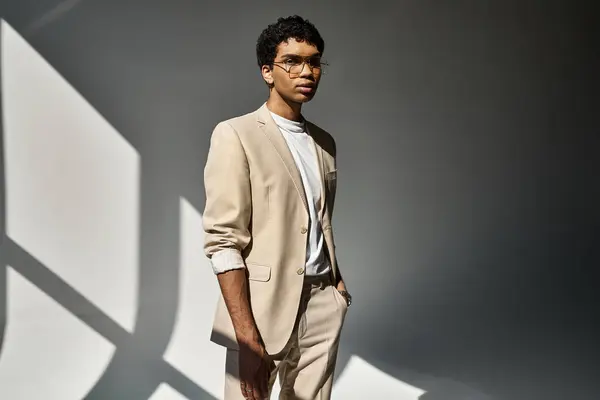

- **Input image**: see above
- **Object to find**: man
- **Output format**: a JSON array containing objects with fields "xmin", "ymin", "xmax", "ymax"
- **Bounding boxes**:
[{"xmin": 202, "ymin": 15, "xmax": 351, "ymax": 400}]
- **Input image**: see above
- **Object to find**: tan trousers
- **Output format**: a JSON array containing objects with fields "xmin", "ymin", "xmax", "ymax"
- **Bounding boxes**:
[{"xmin": 224, "ymin": 274, "xmax": 348, "ymax": 400}]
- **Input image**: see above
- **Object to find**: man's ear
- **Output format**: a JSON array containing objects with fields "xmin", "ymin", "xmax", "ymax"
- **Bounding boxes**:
[{"xmin": 261, "ymin": 65, "xmax": 274, "ymax": 87}]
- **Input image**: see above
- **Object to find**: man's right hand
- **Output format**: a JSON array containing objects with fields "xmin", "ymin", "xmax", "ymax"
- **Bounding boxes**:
[
  {"xmin": 215, "ymin": 268, "xmax": 274, "ymax": 399},
  {"xmin": 238, "ymin": 338, "xmax": 275, "ymax": 399}
]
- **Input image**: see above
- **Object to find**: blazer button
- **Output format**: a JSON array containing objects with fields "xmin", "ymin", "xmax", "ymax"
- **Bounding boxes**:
[
  {"xmin": 300, "ymin": 226, "xmax": 308, "ymax": 234},
  {"xmin": 297, "ymin": 268, "xmax": 304, "ymax": 275}
]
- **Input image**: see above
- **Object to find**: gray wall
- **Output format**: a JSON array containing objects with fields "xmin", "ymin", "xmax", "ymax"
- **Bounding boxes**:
[{"xmin": 1, "ymin": 1, "xmax": 598, "ymax": 399}]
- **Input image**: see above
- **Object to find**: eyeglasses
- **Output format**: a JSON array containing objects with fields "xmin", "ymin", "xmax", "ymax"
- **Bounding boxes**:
[{"xmin": 272, "ymin": 55, "xmax": 328, "ymax": 78}]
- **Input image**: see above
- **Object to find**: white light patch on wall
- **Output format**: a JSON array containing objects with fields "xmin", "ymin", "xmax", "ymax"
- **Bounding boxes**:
[
  {"xmin": 1, "ymin": 19, "xmax": 140, "ymax": 332},
  {"xmin": 332, "ymin": 355, "xmax": 426, "ymax": 399},
  {"xmin": 0, "ymin": 267, "xmax": 116, "ymax": 399},
  {"xmin": 148, "ymin": 383, "xmax": 189, "ymax": 400},
  {"xmin": 162, "ymin": 198, "xmax": 225, "ymax": 399}
]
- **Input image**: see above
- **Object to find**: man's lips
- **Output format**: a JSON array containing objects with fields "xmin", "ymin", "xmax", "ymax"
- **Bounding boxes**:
[{"xmin": 297, "ymin": 83, "xmax": 315, "ymax": 93}]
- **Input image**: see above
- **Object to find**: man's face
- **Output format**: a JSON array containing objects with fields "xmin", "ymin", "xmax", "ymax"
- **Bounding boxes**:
[{"xmin": 263, "ymin": 38, "xmax": 324, "ymax": 104}]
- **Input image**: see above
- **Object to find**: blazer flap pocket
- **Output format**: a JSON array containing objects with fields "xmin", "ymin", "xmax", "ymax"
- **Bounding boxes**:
[
  {"xmin": 325, "ymin": 169, "xmax": 337, "ymax": 180},
  {"xmin": 246, "ymin": 263, "xmax": 271, "ymax": 282}
]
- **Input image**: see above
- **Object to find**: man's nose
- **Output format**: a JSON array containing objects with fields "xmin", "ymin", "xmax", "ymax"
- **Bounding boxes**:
[{"xmin": 298, "ymin": 62, "xmax": 314, "ymax": 78}]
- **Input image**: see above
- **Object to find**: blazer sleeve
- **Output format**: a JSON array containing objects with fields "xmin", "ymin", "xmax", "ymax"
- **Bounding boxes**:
[{"xmin": 202, "ymin": 121, "xmax": 252, "ymax": 274}]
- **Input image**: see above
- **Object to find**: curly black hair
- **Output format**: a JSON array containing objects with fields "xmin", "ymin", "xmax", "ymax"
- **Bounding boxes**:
[{"xmin": 256, "ymin": 15, "xmax": 325, "ymax": 68}]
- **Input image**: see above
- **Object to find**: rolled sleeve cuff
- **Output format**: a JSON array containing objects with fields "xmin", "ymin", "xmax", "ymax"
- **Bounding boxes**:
[{"xmin": 210, "ymin": 248, "xmax": 246, "ymax": 274}]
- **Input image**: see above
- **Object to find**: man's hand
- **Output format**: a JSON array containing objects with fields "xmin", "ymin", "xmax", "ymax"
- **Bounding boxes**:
[
  {"xmin": 238, "ymin": 338, "xmax": 275, "ymax": 399},
  {"xmin": 216, "ymin": 268, "xmax": 274, "ymax": 398},
  {"xmin": 336, "ymin": 279, "xmax": 352, "ymax": 307}
]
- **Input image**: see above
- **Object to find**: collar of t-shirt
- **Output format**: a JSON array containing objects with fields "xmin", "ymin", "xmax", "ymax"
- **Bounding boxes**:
[{"xmin": 269, "ymin": 111, "xmax": 307, "ymax": 135}]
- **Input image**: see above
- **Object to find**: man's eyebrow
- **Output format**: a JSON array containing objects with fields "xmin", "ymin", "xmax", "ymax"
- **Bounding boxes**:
[{"xmin": 278, "ymin": 53, "xmax": 322, "ymax": 58}]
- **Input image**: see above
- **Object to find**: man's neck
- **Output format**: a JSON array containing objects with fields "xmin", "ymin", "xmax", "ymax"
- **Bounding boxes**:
[{"xmin": 266, "ymin": 95, "xmax": 303, "ymax": 122}]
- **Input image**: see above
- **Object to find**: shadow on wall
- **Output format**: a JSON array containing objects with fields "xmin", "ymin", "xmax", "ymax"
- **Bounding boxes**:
[{"xmin": 1, "ymin": 1, "xmax": 599, "ymax": 399}]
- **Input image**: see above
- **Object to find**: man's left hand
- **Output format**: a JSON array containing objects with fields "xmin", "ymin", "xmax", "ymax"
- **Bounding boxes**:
[{"xmin": 335, "ymin": 280, "xmax": 351, "ymax": 307}]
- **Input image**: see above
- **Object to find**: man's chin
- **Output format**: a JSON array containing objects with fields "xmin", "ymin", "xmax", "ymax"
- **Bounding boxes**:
[{"xmin": 297, "ymin": 93, "xmax": 316, "ymax": 103}]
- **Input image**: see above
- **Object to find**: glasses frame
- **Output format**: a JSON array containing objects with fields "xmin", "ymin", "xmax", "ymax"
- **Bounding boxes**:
[{"xmin": 272, "ymin": 56, "xmax": 329, "ymax": 78}]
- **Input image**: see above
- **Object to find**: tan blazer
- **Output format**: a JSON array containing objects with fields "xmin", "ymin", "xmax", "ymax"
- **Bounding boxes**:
[{"xmin": 202, "ymin": 103, "xmax": 340, "ymax": 355}]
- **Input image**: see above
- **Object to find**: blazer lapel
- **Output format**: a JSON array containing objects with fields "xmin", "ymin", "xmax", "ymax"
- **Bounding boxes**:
[
  {"xmin": 310, "ymin": 129, "xmax": 327, "ymax": 220},
  {"xmin": 256, "ymin": 104, "xmax": 309, "ymax": 215}
]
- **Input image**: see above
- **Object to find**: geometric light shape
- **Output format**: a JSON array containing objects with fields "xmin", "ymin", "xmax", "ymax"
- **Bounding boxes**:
[
  {"xmin": 332, "ymin": 355, "xmax": 426, "ymax": 399},
  {"xmin": 148, "ymin": 383, "xmax": 191, "ymax": 400},
  {"xmin": 0, "ymin": 267, "xmax": 116, "ymax": 399},
  {"xmin": 162, "ymin": 198, "xmax": 225, "ymax": 399},
  {"xmin": 1, "ymin": 19, "xmax": 140, "ymax": 332}
]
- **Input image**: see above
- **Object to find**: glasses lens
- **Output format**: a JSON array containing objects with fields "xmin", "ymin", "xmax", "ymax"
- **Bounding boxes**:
[{"xmin": 289, "ymin": 63, "xmax": 304, "ymax": 76}]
